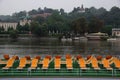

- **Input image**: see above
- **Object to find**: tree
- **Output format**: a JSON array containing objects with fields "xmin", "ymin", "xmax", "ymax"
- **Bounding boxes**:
[
  {"xmin": 7, "ymin": 27, "xmax": 14, "ymax": 32},
  {"xmin": 46, "ymin": 11, "xmax": 65, "ymax": 33},
  {"xmin": 22, "ymin": 23, "xmax": 30, "ymax": 33},
  {"xmin": 71, "ymin": 17, "xmax": 88, "ymax": 35},
  {"xmin": 1, "ymin": 6, "xmax": 120, "ymax": 36},
  {"xmin": 88, "ymin": 17, "xmax": 104, "ymax": 33},
  {"xmin": 9, "ymin": 30, "xmax": 18, "ymax": 39},
  {"xmin": 30, "ymin": 21, "xmax": 39, "ymax": 34},
  {"xmin": 110, "ymin": 6, "xmax": 120, "ymax": 27},
  {"xmin": 0, "ymin": 26, "xmax": 5, "ymax": 34},
  {"xmin": 101, "ymin": 25, "xmax": 112, "ymax": 35},
  {"xmin": 34, "ymin": 16, "xmax": 45, "ymax": 24},
  {"xmin": 30, "ymin": 21, "xmax": 48, "ymax": 36},
  {"xmin": 16, "ymin": 22, "xmax": 22, "ymax": 33},
  {"xmin": 12, "ymin": 11, "xmax": 27, "ymax": 20},
  {"xmin": 28, "ymin": 9, "xmax": 38, "ymax": 15}
]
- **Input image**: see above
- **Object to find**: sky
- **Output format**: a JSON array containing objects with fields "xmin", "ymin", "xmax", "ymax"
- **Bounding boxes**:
[{"xmin": 0, "ymin": 0, "xmax": 120, "ymax": 15}]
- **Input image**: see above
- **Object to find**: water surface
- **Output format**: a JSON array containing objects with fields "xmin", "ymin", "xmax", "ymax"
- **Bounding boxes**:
[{"xmin": 0, "ymin": 38, "xmax": 120, "ymax": 58}]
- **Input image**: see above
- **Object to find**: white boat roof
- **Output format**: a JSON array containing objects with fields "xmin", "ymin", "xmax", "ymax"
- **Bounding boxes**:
[{"xmin": 88, "ymin": 32, "xmax": 107, "ymax": 36}]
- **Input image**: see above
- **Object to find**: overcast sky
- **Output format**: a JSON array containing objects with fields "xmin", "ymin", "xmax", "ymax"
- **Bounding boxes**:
[{"xmin": 0, "ymin": 0, "xmax": 120, "ymax": 15}]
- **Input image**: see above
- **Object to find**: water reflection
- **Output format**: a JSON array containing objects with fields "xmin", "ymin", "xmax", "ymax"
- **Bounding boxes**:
[{"xmin": 0, "ymin": 38, "xmax": 120, "ymax": 58}]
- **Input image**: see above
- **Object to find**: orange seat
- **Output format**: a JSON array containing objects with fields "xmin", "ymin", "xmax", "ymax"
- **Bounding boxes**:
[
  {"xmin": 30, "ymin": 58, "xmax": 38, "ymax": 69},
  {"xmin": 112, "ymin": 57, "xmax": 120, "ymax": 69},
  {"xmin": 2, "ymin": 56, "xmax": 15, "ymax": 69},
  {"xmin": 78, "ymin": 58, "xmax": 87, "ymax": 69},
  {"xmin": 66, "ymin": 55, "xmax": 73, "ymax": 69},
  {"xmin": 102, "ymin": 58, "xmax": 112, "ymax": 70},
  {"xmin": 17, "ymin": 58, "xmax": 26, "ymax": 69},
  {"xmin": 91, "ymin": 57, "xmax": 100, "ymax": 70},
  {"xmin": 54, "ymin": 58, "xmax": 61, "ymax": 69},
  {"xmin": 42, "ymin": 57, "xmax": 50, "ymax": 69}
]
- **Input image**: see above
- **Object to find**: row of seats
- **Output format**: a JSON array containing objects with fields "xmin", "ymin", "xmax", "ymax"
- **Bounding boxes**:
[{"xmin": 0, "ymin": 54, "xmax": 120, "ymax": 70}]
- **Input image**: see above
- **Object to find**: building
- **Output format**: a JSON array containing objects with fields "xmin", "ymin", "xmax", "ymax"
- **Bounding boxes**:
[
  {"xmin": 0, "ymin": 22, "xmax": 17, "ymax": 31},
  {"xmin": 31, "ymin": 13, "xmax": 52, "ymax": 18},
  {"xmin": 0, "ymin": 19, "xmax": 31, "ymax": 31},
  {"xmin": 73, "ymin": 4, "xmax": 85, "ymax": 13},
  {"xmin": 19, "ymin": 19, "xmax": 31, "ymax": 26},
  {"xmin": 112, "ymin": 28, "xmax": 120, "ymax": 37},
  {"xmin": 78, "ymin": 4, "xmax": 85, "ymax": 13},
  {"xmin": 0, "ymin": 12, "xmax": 31, "ymax": 31}
]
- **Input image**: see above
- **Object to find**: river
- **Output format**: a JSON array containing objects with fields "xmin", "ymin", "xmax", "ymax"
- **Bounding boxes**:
[{"xmin": 0, "ymin": 37, "xmax": 120, "ymax": 58}]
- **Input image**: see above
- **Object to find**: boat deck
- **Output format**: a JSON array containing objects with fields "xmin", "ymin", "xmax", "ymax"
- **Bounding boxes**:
[{"xmin": 0, "ymin": 55, "xmax": 120, "ymax": 77}]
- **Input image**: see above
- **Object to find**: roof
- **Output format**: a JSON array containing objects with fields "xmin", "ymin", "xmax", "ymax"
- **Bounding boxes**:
[{"xmin": 88, "ymin": 32, "xmax": 108, "ymax": 36}]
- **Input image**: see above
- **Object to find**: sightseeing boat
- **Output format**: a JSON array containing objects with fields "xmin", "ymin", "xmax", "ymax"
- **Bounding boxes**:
[{"xmin": 86, "ymin": 32, "xmax": 108, "ymax": 40}]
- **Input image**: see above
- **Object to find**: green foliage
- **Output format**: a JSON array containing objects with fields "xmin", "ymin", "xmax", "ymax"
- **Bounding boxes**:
[
  {"xmin": 16, "ymin": 22, "xmax": 23, "ymax": 33},
  {"xmin": 46, "ymin": 11, "xmax": 70, "ymax": 33},
  {"xmin": 0, "ymin": 6, "xmax": 120, "ymax": 36},
  {"xmin": 7, "ymin": 27, "xmax": 14, "ymax": 32},
  {"xmin": 71, "ymin": 17, "xmax": 88, "ymax": 35},
  {"xmin": 0, "ymin": 26, "xmax": 5, "ymax": 34},
  {"xmin": 33, "ymin": 16, "xmax": 45, "ymax": 24},
  {"xmin": 88, "ymin": 17, "xmax": 104, "ymax": 33},
  {"xmin": 12, "ymin": 11, "xmax": 27, "ymax": 21},
  {"xmin": 16, "ymin": 22, "xmax": 30, "ymax": 34},
  {"xmin": 22, "ymin": 23, "xmax": 30, "ymax": 33},
  {"xmin": 30, "ymin": 21, "xmax": 39, "ymax": 33},
  {"xmin": 101, "ymin": 25, "xmax": 113, "ymax": 35},
  {"xmin": 9, "ymin": 30, "xmax": 18, "ymax": 39},
  {"xmin": 30, "ymin": 21, "xmax": 48, "ymax": 37}
]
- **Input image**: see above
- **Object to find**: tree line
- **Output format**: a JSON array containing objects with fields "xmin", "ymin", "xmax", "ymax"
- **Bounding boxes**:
[{"xmin": 0, "ymin": 6, "xmax": 120, "ymax": 37}]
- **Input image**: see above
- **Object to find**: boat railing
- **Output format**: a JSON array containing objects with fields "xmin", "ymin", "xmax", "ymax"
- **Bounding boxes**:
[{"xmin": 0, "ymin": 68, "xmax": 120, "ymax": 77}]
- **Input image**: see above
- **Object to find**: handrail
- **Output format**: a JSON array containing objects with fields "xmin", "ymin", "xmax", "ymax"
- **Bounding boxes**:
[{"xmin": 0, "ymin": 68, "xmax": 120, "ymax": 77}]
